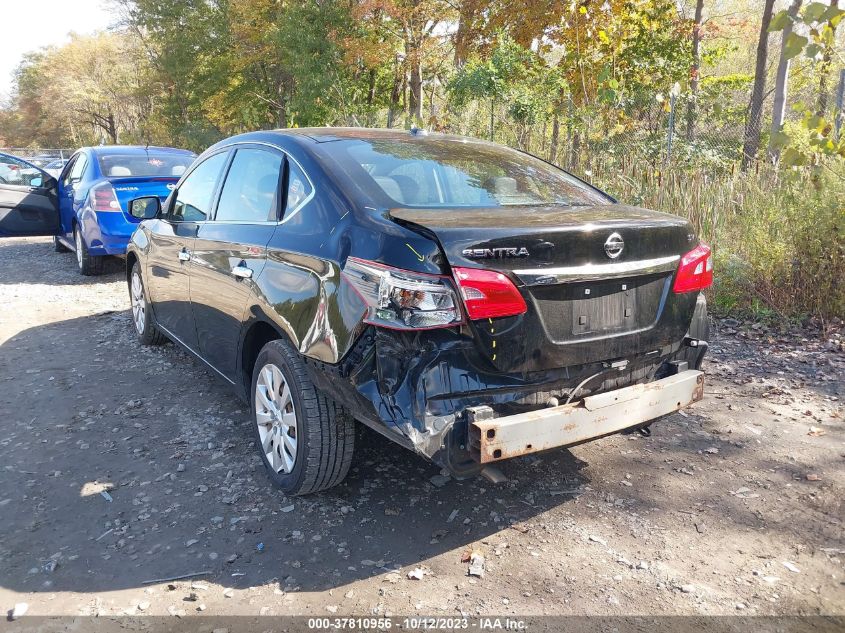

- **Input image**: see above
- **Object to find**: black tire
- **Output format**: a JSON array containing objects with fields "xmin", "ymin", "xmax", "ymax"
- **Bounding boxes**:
[
  {"xmin": 74, "ymin": 225, "xmax": 104, "ymax": 276},
  {"xmin": 250, "ymin": 339, "xmax": 354, "ymax": 495},
  {"xmin": 129, "ymin": 261, "xmax": 167, "ymax": 346},
  {"xmin": 53, "ymin": 236, "xmax": 70, "ymax": 253}
]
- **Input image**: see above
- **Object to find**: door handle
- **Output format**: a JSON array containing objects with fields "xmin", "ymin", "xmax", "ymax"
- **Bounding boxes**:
[
  {"xmin": 231, "ymin": 262, "xmax": 253, "ymax": 279},
  {"xmin": 178, "ymin": 249, "xmax": 191, "ymax": 262}
]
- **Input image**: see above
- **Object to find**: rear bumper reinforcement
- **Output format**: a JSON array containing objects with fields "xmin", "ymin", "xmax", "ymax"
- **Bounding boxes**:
[{"xmin": 468, "ymin": 369, "xmax": 704, "ymax": 463}]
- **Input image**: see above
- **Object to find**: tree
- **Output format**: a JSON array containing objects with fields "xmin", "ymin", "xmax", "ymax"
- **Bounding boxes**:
[
  {"xmin": 815, "ymin": 0, "xmax": 841, "ymax": 116},
  {"xmin": 769, "ymin": 0, "xmax": 803, "ymax": 161},
  {"xmin": 767, "ymin": 0, "xmax": 845, "ymax": 167},
  {"xmin": 448, "ymin": 35, "xmax": 557, "ymax": 146},
  {"xmin": 741, "ymin": 0, "xmax": 776, "ymax": 170},
  {"xmin": 685, "ymin": 0, "xmax": 705, "ymax": 141},
  {"xmin": 6, "ymin": 32, "xmax": 154, "ymax": 147}
]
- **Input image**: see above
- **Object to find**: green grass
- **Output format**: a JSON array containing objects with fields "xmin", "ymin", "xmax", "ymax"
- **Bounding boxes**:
[{"xmin": 572, "ymin": 154, "xmax": 844, "ymax": 322}]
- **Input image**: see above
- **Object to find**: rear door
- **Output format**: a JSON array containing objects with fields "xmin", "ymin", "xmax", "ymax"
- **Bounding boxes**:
[
  {"xmin": 190, "ymin": 145, "xmax": 287, "ymax": 380},
  {"xmin": 0, "ymin": 153, "xmax": 59, "ymax": 237},
  {"xmin": 145, "ymin": 150, "xmax": 230, "ymax": 352}
]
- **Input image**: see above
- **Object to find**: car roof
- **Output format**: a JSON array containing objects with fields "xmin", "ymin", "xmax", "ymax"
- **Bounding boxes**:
[
  {"xmin": 86, "ymin": 145, "xmax": 195, "ymax": 156},
  {"xmin": 277, "ymin": 127, "xmax": 486, "ymax": 144}
]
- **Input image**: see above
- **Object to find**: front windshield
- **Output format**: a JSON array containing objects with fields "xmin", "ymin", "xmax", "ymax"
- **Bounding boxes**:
[
  {"xmin": 329, "ymin": 138, "xmax": 609, "ymax": 208},
  {"xmin": 97, "ymin": 151, "xmax": 195, "ymax": 178}
]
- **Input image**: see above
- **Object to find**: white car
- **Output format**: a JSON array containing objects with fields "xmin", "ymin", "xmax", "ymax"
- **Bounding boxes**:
[
  {"xmin": 0, "ymin": 156, "xmax": 51, "ymax": 187},
  {"xmin": 43, "ymin": 158, "xmax": 68, "ymax": 179},
  {"xmin": 0, "ymin": 160, "xmax": 23, "ymax": 184}
]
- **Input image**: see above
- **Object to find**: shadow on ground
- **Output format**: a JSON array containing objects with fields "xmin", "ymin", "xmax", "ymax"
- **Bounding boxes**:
[
  {"xmin": 0, "ymin": 310, "xmax": 593, "ymax": 595},
  {"xmin": 0, "ymin": 276, "xmax": 842, "ymax": 613}
]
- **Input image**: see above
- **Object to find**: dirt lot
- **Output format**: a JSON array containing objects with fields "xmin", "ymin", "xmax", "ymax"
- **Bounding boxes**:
[{"xmin": 0, "ymin": 236, "xmax": 843, "ymax": 619}]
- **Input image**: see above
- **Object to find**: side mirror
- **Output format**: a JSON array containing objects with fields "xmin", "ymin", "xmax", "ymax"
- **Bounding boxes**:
[
  {"xmin": 129, "ymin": 196, "xmax": 161, "ymax": 220},
  {"xmin": 30, "ymin": 177, "xmax": 43, "ymax": 188}
]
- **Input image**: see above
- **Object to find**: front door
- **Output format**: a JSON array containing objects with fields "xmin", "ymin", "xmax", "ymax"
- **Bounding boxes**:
[
  {"xmin": 145, "ymin": 150, "xmax": 230, "ymax": 352},
  {"xmin": 190, "ymin": 146, "xmax": 284, "ymax": 380},
  {"xmin": 0, "ymin": 153, "xmax": 59, "ymax": 237}
]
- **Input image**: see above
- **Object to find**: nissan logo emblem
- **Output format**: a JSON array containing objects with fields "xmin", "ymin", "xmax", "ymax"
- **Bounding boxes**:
[{"xmin": 604, "ymin": 232, "xmax": 624, "ymax": 259}]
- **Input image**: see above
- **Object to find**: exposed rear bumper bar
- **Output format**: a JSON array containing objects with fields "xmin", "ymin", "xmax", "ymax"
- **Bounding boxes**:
[{"xmin": 469, "ymin": 369, "xmax": 704, "ymax": 463}]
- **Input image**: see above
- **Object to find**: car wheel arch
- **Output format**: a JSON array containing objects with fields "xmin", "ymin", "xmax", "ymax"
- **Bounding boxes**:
[
  {"xmin": 239, "ymin": 318, "xmax": 295, "ymax": 398},
  {"xmin": 125, "ymin": 251, "xmax": 139, "ymax": 286}
]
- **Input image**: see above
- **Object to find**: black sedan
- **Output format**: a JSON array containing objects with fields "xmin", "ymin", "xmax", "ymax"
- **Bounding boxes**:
[{"xmin": 124, "ymin": 128, "xmax": 711, "ymax": 495}]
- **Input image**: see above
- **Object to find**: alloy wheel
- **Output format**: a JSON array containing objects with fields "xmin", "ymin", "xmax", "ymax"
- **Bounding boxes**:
[
  {"xmin": 74, "ymin": 229, "xmax": 83, "ymax": 269},
  {"xmin": 254, "ymin": 363, "xmax": 298, "ymax": 474},
  {"xmin": 130, "ymin": 270, "xmax": 146, "ymax": 334}
]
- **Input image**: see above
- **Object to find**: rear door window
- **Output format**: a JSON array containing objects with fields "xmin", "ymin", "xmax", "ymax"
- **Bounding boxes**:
[
  {"xmin": 284, "ymin": 160, "xmax": 313, "ymax": 216},
  {"xmin": 215, "ymin": 148, "xmax": 283, "ymax": 222},
  {"xmin": 63, "ymin": 154, "xmax": 88, "ymax": 186}
]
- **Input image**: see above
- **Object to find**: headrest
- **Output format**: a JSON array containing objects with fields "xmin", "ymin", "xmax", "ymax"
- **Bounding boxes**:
[
  {"xmin": 374, "ymin": 176, "xmax": 403, "ymax": 203},
  {"xmin": 109, "ymin": 166, "xmax": 131, "ymax": 176},
  {"xmin": 491, "ymin": 176, "xmax": 517, "ymax": 195}
]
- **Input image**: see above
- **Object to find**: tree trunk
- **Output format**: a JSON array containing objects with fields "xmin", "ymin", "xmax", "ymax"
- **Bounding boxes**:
[
  {"xmin": 549, "ymin": 112, "xmax": 560, "ymax": 163},
  {"xmin": 387, "ymin": 56, "xmax": 402, "ymax": 128},
  {"xmin": 408, "ymin": 54, "xmax": 423, "ymax": 125},
  {"xmin": 769, "ymin": 0, "xmax": 803, "ymax": 160},
  {"xmin": 454, "ymin": 14, "xmax": 468, "ymax": 68},
  {"xmin": 276, "ymin": 79, "xmax": 287, "ymax": 128},
  {"xmin": 686, "ymin": 0, "xmax": 705, "ymax": 141},
  {"xmin": 367, "ymin": 68, "xmax": 376, "ymax": 108},
  {"xmin": 817, "ymin": 0, "xmax": 840, "ymax": 117},
  {"xmin": 571, "ymin": 129, "xmax": 581, "ymax": 171},
  {"xmin": 107, "ymin": 111, "xmax": 118, "ymax": 144},
  {"xmin": 741, "ymin": 0, "xmax": 776, "ymax": 171}
]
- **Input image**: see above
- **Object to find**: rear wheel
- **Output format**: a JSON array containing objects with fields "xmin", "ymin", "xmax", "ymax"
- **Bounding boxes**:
[
  {"xmin": 130, "ymin": 262, "xmax": 167, "ymax": 346},
  {"xmin": 53, "ymin": 236, "xmax": 69, "ymax": 253},
  {"xmin": 251, "ymin": 339, "xmax": 354, "ymax": 495},
  {"xmin": 74, "ymin": 225, "xmax": 104, "ymax": 276}
]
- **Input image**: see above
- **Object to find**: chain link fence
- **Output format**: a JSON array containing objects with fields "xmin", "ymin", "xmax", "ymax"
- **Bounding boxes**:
[{"xmin": 0, "ymin": 148, "xmax": 74, "ymax": 159}]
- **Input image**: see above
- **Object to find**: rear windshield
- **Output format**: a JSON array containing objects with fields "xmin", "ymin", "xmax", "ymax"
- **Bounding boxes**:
[
  {"xmin": 97, "ymin": 152, "xmax": 195, "ymax": 178},
  {"xmin": 326, "ymin": 138, "xmax": 609, "ymax": 208}
]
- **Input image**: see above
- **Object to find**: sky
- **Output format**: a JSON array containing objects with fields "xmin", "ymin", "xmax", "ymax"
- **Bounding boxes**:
[{"xmin": 0, "ymin": 0, "xmax": 114, "ymax": 101}]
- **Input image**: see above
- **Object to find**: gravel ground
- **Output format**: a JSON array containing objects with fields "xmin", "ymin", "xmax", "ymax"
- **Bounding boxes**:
[{"xmin": 0, "ymin": 236, "xmax": 843, "ymax": 618}]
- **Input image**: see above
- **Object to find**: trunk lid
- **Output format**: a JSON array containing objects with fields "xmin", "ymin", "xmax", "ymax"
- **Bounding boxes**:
[{"xmin": 390, "ymin": 204, "xmax": 699, "ymax": 372}]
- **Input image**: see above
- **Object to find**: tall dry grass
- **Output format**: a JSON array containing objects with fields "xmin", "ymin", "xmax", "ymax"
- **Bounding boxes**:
[{"xmin": 574, "ymin": 154, "xmax": 844, "ymax": 321}]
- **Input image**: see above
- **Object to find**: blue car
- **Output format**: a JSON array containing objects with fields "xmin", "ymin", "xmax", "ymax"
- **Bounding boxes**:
[{"xmin": 0, "ymin": 146, "xmax": 196, "ymax": 274}]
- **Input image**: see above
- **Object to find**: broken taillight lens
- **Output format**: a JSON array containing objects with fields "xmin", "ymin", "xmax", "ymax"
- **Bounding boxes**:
[
  {"xmin": 89, "ymin": 182, "xmax": 122, "ymax": 212},
  {"xmin": 452, "ymin": 267, "xmax": 527, "ymax": 320},
  {"xmin": 342, "ymin": 257, "xmax": 463, "ymax": 330},
  {"xmin": 673, "ymin": 243, "xmax": 713, "ymax": 293}
]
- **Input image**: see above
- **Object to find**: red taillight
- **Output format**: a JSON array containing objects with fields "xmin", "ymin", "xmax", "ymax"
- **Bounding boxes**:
[
  {"xmin": 673, "ymin": 243, "xmax": 713, "ymax": 293},
  {"xmin": 453, "ymin": 267, "xmax": 527, "ymax": 320},
  {"xmin": 90, "ymin": 183, "xmax": 121, "ymax": 212}
]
